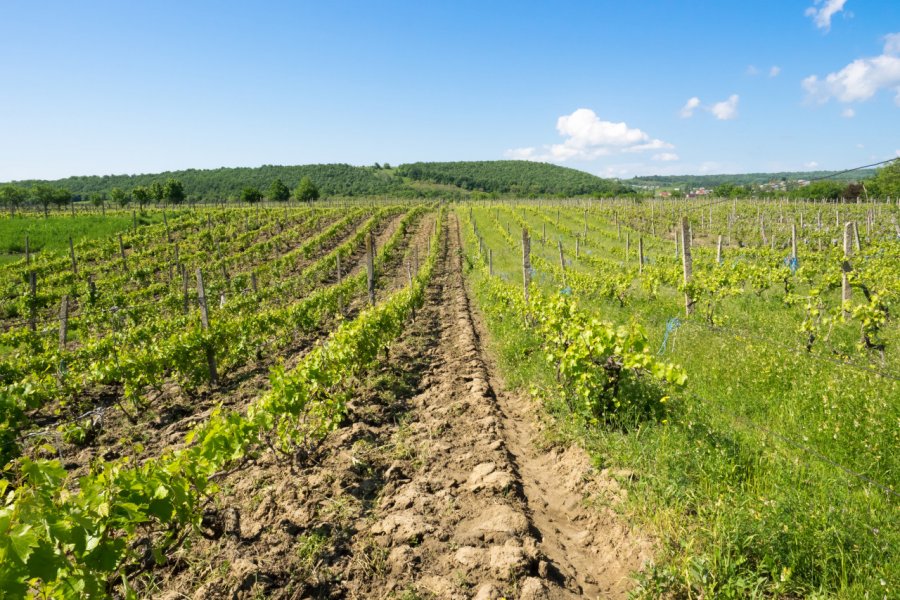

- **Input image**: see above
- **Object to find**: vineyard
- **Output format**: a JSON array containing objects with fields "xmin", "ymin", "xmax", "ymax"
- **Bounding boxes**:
[{"xmin": 0, "ymin": 198, "xmax": 897, "ymax": 598}]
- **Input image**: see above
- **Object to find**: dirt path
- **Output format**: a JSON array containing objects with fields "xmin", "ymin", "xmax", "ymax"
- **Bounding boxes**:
[
  {"xmin": 149, "ymin": 211, "xmax": 651, "ymax": 599},
  {"xmin": 338, "ymin": 213, "xmax": 652, "ymax": 598}
]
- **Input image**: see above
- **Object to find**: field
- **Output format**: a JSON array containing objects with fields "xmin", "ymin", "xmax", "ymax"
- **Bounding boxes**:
[
  {"xmin": 0, "ymin": 212, "xmax": 163, "ymax": 266},
  {"xmin": 0, "ymin": 198, "xmax": 897, "ymax": 599}
]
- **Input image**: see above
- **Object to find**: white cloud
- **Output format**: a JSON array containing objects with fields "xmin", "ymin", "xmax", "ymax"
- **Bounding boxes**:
[
  {"xmin": 653, "ymin": 152, "xmax": 680, "ymax": 161},
  {"xmin": 842, "ymin": 107, "xmax": 856, "ymax": 117},
  {"xmin": 769, "ymin": 65, "xmax": 782, "ymax": 77},
  {"xmin": 504, "ymin": 147, "xmax": 536, "ymax": 160},
  {"xmin": 711, "ymin": 94, "xmax": 740, "ymax": 120},
  {"xmin": 556, "ymin": 109, "xmax": 650, "ymax": 147},
  {"xmin": 504, "ymin": 108, "xmax": 674, "ymax": 163},
  {"xmin": 679, "ymin": 97, "xmax": 701, "ymax": 118},
  {"xmin": 886, "ymin": 33, "xmax": 900, "ymax": 55},
  {"xmin": 805, "ymin": 161, "xmax": 820, "ymax": 168},
  {"xmin": 805, "ymin": 0, "xmax": 848, "ymax": 32},
  {"xmin": 803, "ymin": 34, "xmax": 900, "ymax": 105},
  {"xmin": 746, "ymin": 65, "xmax": 760, "ymax": 76}
]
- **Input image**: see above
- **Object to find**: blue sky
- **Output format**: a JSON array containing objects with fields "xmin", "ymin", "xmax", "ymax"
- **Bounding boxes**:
[{"xmin": 1, "ymin": 0, "xmax": 898, "ymax": 181}]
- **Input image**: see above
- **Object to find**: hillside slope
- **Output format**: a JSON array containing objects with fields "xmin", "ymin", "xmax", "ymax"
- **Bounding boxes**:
[
  {"xmin": 5, "ymin": 160, "xmax": 631, "ymax": 201},
  {"xmin": 396, "ymin": 160, "xmax": 631, "ymax": 196}
]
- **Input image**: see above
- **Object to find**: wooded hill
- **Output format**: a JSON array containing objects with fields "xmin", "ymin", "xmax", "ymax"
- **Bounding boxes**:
[
  {"xmin": 395, "ymin": 160, "xmax": 633, "ymax": 196},
  {"xmin": 4, "ymin": 161, "xmax": 631, "ymax": 202}
]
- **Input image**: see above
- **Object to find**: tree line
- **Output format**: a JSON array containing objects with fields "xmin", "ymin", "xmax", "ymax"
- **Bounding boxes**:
[
  {"xmin": 0, "ymin": 176, "xmax": 322, "ymax": 215},
  {"xmin": 710, "ymin": 160, "xmax": 900, "ymax": 200}
]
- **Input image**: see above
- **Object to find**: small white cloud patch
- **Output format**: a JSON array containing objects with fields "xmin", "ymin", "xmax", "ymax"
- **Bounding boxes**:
[
  {"xmin": 653, "ymin": 153, "xmax": 680, "ymax": 162},
  {"xmin": 680, "ymin": 97, "xmax": 701, "ymax": 118},
  {"xmin": 504, "ymin": 147, "xmax": 536, "ymax": 160},
  {"xmin": 769, "ymin": 66, "xmax": 781, "ymax": 77},
  {"xmin": 842, "ymin": 107, "xmax": 856, "ymax": 118},
  {"xmin": 805, "ymin": 0, "xmax": 848, "ymax": 32},
  {"xmin": 711, "ymin": 95, "xmax": 740, "ymax": 120}
]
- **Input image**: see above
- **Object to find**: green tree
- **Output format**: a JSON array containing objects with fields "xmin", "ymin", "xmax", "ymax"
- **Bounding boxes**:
[
  {"xmin": 162, "ymin": 178, "xmax": 185, "ymax": 204},
  {"xmin": 799, "ymin": 180, "xmax": 844, "ymax": 200},
  {"xmin": 149, "ymin": 181, "xmax": 165, "ymax": 205},
  {"xmin": 267, "ymin": 178, "xmax": 290, "ymax": 202},
  {"xmin": 51, "ymin": 187, "xmax": 71, "ymax": 209},
  {"xmin": 31, "ymin": 184, "xmax": 55, "ymax": 216},
  {"xmin": 0, "ymin": 185, "xmax": 27, "ymax": 214},
  {"xmin": 294, "ymin": 176, "xmax": 319, "ymax": 202},
  {"xmin": 871, "ymin": 159, "xmax": 900, "ymax": 198},
  {"xmin": 110, "ymin": 188, "xmax": 129, "ymax": 208},
  {"xmin": 131, "ymin": 186, "xmax": 150, "ymax": 209},
  {"xmin": 89, "ymin": 192, "xmax": 106, "ymax": 208},
  {"xmin": 241, "ymin": 187, "xmax": 263, "ymax": 203}
]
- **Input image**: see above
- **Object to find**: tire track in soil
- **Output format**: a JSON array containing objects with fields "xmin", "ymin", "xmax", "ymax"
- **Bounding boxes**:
[{"xmin": 341, "ymin": 212, "xmax": 652, "ymax": 599}]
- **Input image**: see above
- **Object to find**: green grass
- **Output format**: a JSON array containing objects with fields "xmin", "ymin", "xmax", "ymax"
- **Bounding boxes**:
[
  {"xmin": 460, "ymin": 204, "xmax": 899, "ymax": 599},
  {"xmin": 0, "ymin": 212, "xmax": 162, "ymax": 260}
]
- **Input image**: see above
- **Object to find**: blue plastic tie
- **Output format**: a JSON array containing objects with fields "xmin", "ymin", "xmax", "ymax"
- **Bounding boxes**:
[
  {"xmin": 560, "ymin": 286, "xmax": 572, "ymax": 295},
  {"xmin": 657, "ymin": 317, "xmax": 682, "ymax": 355},
  {"xmin": 783, "ymin": 256, "xmax": 799, "ymax": 274}
]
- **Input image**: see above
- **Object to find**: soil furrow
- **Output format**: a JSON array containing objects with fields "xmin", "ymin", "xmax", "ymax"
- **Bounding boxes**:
[{"xmin": 144, "ymin": 210, "xmax": 649, "ymax": 599}]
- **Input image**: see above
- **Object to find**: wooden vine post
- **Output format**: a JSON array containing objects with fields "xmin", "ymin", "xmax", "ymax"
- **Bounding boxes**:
[
  {"xmin": 638, "ymin": 237, "xmax": 644, "ymax": 274},
  {"xmin": 68, "ymin": 236, "xmax": 77, "ymax": 275},
  {"xmin": 181, "ymin": 267, "xmax": 189, "ymax": 315},
  {"xmin": 791, "ymin": 223, "xmax": 797, "ymax": 260},
  {"xmin": 681, "ymin": 217, "xmax": 694, "ymax": 316},
  {"xmin": 196, "ymin": 268, "xmax": 218, "ymax": 384},
  {"xmin": 716, "ymin": 235, "xmax": 723, "ymax": 264},
  {"xmin": 366, "ymin": 231, "xmax": 375, "ymax": 307},
  {"xmin": 335, "ymin": 252, "xmax": 342, "ymax": 314},
  {"xmin": 842, "ymin": 222, "xmax": 853, "ymax": 317},
  {"xmin": 522, "ymin": 228, "xmax": 531, "ymax": 307},
  {"xmin": 558, "ymin": 240, "xmax": 567, "ymax": 287},
  {"xmin": 28, "ymin": 272, "xmax": 37, "ymax": 332},
  {"xmin": 24, "ymin": 235, "xmax": 29, "ymax": 265},
  {"xmin": 119, "ymin": 233, "xmax": 128, "ymax": 271},
  {"xmin": 58, "ymin": 295, "xmax": 69, "ymax": 351}
]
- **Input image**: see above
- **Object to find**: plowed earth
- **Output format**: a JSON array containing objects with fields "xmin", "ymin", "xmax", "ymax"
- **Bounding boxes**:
[{"xmin": 148, "ymin": 214, "xmax": 651, "ymax": 599}]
